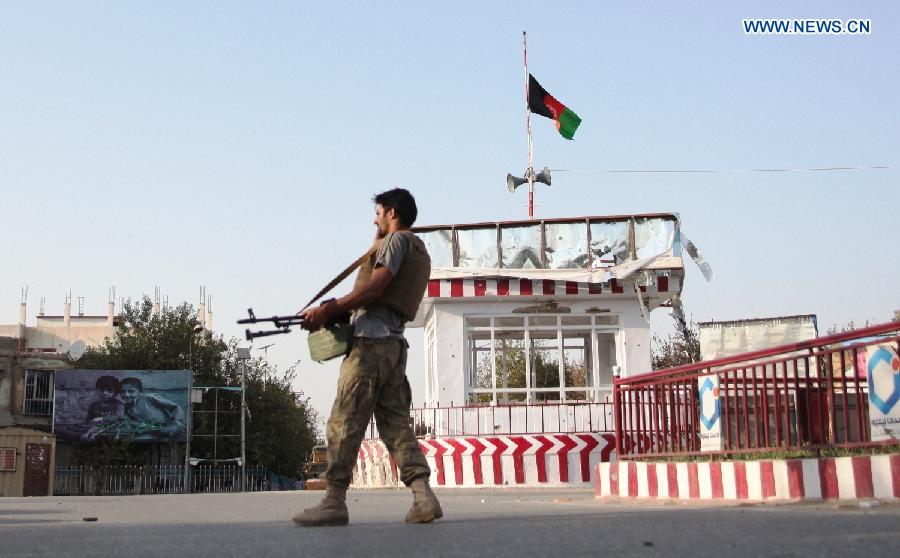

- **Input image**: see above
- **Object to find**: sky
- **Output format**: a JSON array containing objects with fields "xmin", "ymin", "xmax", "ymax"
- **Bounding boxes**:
[{"xmin": 2, "ymin": 2, "xmax": 898, "ymax": 421}]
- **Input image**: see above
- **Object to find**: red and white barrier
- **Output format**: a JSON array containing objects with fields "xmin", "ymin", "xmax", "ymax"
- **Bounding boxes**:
[
  {"xmin": 596, "ymin": 454, "xmax": 900, "ymax": 501},
  {"xmin": 353, "ymin": 433, "xmax": 616, "ymax": 488}
]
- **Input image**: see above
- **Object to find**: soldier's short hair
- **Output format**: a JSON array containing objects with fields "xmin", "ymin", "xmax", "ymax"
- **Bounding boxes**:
[{"xmin": 373, "ymin": 188, "xmax": 418, "ymax": 228}]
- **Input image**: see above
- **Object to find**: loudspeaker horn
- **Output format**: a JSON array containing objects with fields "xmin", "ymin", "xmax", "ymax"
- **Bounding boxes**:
[
  {"xmin": 507, "ymin": 173, "xmax": 528, "ymax": 193},
  {"xmin": 507, "ymin": 167, "xmax": 552, "ymax": 192},
  {"xmin": 534, "ymin": 166, "xmax": 551, "ymax": 186}
]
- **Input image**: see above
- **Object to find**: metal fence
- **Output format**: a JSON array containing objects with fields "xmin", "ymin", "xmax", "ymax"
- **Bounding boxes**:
[
  {"xmin": 365, "ymin": 401, "xmax": 615, "ymax": 439},
  {"xmin": 614, "ymin": 321, "xmax": 900, "ymax": 459},
  {"xmin": 54, "ymin": 464, "xmax": 270, "ymax": 496}
]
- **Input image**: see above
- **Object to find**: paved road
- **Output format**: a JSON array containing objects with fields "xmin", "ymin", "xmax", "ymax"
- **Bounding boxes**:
[{"xmin": 1, "ymin": 489, "xmax": 898, "ymax": 558}]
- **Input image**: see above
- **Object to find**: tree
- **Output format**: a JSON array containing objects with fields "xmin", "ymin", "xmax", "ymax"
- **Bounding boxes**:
[
  {"xmin": 78, "ymin": 296, "xmax": 319, "ymax": 475},
  {"xmin": 651, "ymin": 319, "xmax": 701, "ymax": 370}
]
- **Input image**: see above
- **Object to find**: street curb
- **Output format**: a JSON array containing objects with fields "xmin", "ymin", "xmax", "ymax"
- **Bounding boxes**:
[{"xmin": 595, "ymin": 454, "xmax": 900, "ymax": 501}]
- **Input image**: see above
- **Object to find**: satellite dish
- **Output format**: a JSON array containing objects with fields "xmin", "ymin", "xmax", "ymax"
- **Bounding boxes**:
[{"xmin": 68, "ymin": 340, "xmax": 86, "ymax": 362}]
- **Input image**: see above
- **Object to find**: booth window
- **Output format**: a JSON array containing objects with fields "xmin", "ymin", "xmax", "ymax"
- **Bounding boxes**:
[
  {"xmin": 0, "ymin": 448, "xmax": 15, "ymax": 471},
  {"xmin": 24, "ymin": 370, "xmax": 54, "ymax": 415},
  {"xmin": 465, "ymin": 314, "xmax": 619, "ymax": 404}
]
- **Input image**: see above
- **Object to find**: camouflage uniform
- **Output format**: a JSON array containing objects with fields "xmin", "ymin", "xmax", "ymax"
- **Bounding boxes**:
[{"xmin": 324, "ymin": 337, "xmax": 430, "ymax": 489}]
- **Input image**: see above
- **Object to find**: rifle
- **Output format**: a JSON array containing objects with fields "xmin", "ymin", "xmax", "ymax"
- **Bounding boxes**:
[
  {"xmin": 237, "ymin": 309, "xmax": 306, "ymax": 340},
  {"xmin": 237, "ymin": 243, "xmax": 375, "ymax": 356}
]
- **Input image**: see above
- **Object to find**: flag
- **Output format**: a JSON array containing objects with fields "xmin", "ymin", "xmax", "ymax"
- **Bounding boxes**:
[{"xmin": 527, "ymin": 74, "xmax": 581, "ymax": 140}]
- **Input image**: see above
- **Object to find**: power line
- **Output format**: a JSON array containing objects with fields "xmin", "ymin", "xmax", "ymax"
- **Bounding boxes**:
[{"xmin": 551, "ymin": 165, "xmax": 893, "ymax": 175}]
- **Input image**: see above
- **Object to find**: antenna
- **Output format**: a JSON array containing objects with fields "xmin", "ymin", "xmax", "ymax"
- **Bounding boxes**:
[
  {"xmin": 65, "ymin": 289, "xmax": 72, "ymax": 304},
  {"xmin": 256, "ymin": 343, "xmax": 275, "ymax": 359},
  {"xmin": 108, "ymin": 286, "xmax": 116, "ymax": 304},
  {"xmin": 39, "ymin": 297, "xmax": 46, "ymax": 316},
  {"xmin": 20, "ymin": 286, "xmax": 28, "ymax": 304},
  {"xmin": 77, "ymin": 296, "xmax": 85, "ymax": 316}
]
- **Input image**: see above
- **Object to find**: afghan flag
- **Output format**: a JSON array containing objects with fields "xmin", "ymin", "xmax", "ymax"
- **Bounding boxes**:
[{"xmin": 528, "ymin": 74, "xmax": 581, "ymax": 140}]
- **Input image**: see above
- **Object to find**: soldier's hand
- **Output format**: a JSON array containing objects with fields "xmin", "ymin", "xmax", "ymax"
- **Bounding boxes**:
[{"xmin": 301, "ymin": 301, "xmax": 336, "ymax": 331}]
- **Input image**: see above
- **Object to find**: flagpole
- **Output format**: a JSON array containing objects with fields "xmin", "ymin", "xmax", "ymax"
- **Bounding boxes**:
[{"xmin": 523, "ymin": 31, "xmax": 534, "ymax": 219}]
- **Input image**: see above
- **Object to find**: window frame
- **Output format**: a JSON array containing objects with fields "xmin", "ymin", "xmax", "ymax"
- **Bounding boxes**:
[
  {"xmin": 23, "ymin": 369, "xmax": 55, "ymax": 416},
  {"xmin": 464, "ymin": 314, "xmax": 621, "ymax": 405}
]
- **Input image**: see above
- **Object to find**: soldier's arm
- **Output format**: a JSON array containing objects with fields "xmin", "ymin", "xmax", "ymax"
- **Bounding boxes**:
[{"xmin": 302, "ymin": 267, "xmax": 393, "ymax": 330}]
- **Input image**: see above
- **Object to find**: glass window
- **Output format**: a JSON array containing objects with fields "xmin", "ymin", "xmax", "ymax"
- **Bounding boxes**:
[
  {"xmin": 563, "ymin": 334, "xmax": 592, "ymax": 389},
  {"xmin": 457, "ymin": 227, "xmax": 498, "ymax": 268},
  {"xmin": 417, "ymin": 230, "xmax": 454, "ymax": 268},
  {"xmin": 465, "ymin": 316, "xmax": 491, "ymax": 328},
  {"xmin": 596, "ymin": 333, "xmax": 618, "ymax": 386},
  {"xmin": 530, "ymin": 333, "xmax": 560, "ymax": 392},
  {"xmin": 545, "ymin": 222, "xmax": 589, "ymax": 269},
  {"xmin": 495, "ymin": 336, "xmax": 526, "ymax": 391},
  {"xmin": 463, "ymin": 314, "xmax": 617, "ymax": 405},
  {"xmin": 594, "ymin": 315, "xmax": 620, "ymax": 326},
  {"xmin": 561, "ymin": 315, "xmax": 592, "ymax": 326},
  {"xmin": 528, "ymin": 315, "xmax": 558, "ymax": 327},
  {"xmin": 589, "ymin": 220, "xmax": 629, "ymax": 267},
  {"xmin": 500, "ymin": 224, "xmax": 542, "ymax": 269},
  {"xmin": 468, "ymin": 332, "xmax": 493, "ymax": 391},
  {"xmin": 495, "ymin": 316, "xmax": 525, "ymax": 328}
]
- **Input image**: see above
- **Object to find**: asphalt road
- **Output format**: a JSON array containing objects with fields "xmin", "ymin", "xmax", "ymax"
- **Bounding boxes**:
[{"xmin": 1, "ymin": 489, "xmax": 898, "ymax": 558}]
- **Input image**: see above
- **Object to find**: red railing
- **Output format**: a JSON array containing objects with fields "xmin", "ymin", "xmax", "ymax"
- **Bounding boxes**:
[
  {"xmin": 364, "ymin": 401, "xmax": 615, "ymax": 440},
  {"xmin": 613, "ymin": 321, "xmax": 900, "ymax": 459}
]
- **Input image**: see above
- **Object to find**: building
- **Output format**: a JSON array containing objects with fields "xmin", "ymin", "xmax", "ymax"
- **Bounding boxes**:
[
  {"xmin": 0, "ymin": 298, "xmax": 119, "ymax": 429},
  {"xmin": 354, "ymin": 212, "xmax": 691, "ymax": 488}
]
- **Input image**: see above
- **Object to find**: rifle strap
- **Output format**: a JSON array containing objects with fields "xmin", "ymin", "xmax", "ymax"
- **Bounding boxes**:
[{"xmin": 297, "ymin": 244, "xmax": 378, "ymax": 315}]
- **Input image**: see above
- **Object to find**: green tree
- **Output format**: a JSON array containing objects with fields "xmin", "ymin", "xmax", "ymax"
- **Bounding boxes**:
[
  {"xmin": 651, "ymin": 319, "xmax": 701, "ymax": 370},
  {"xmin": 78, "ymin": 296, "xmax": 318, "ymax": 475}
]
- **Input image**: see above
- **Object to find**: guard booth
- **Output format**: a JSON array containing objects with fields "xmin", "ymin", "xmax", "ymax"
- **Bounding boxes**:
[
  {"xmin": 354, "ymin": 212, "xmax": 689, "ymax": 488},
  {"xmin": 0, "ymin": 427, "xmax": 56, "ymax": 497}
]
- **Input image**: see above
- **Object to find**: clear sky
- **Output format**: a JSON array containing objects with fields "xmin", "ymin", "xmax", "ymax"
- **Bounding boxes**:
[{"xmin": 2, "ymin": 2, "xmax": 897, "ymax": 420}]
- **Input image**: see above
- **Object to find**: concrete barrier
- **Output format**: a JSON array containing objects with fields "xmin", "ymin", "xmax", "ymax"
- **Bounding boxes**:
[
  {"xmin": 353, "ymin": 433, "xmax": 617, "ymax": 488},
  {"xmin": 595, "ymin": 454, "xmax": 900, "ymax": 501}
]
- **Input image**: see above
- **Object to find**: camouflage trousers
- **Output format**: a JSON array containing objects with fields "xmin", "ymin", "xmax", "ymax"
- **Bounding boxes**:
[{"xmin": 324, "ymin": 337, "xmax": 431, "ymax": 489}]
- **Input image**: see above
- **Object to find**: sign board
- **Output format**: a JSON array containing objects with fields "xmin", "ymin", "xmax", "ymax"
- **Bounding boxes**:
[
  {"xmin": 866, "ymin": 345, "xmax": 900, "ymax": 441},
  {"xmin": 54, "ymin": 370, "xmax": 190, "ymax": 444},
  {"xmin": 698, "ymin": 374, "xmax": 723, "ymax": 451}
]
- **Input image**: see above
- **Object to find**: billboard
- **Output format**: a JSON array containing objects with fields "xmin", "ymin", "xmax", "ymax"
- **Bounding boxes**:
[{"xmin": 54, "ymin": 370, "xmax": 190, "ymax": 444}]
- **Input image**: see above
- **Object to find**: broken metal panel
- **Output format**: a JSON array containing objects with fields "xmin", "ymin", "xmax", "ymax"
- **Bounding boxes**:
[
  {"xmin": 417, "ymin": 214, "xmax": 686, "ymax": 276},
  {"xmin": 681, "ymin": 233, "xmax": 714, "ymax": 282},
  {"xmin": 418, "ymin": 229, "xmax": 454, "ymax": 268},
  {"xmin": 545, "ymin": 222, "xmax": 589, "ymax": 269},
  {"xmin": 457, "ymin": 227, "xmax": 499, "ymax": 268},
  {"xmin": 499, "ymin": 224, "xmax": 542, "ymax": 269},
  {"xmin": 588, "ymin": 220, "xmax": 629, "ymax": 268},
  {"xmin": 634, "ymin": 217, "xmax": 676, "ymax": 260}
]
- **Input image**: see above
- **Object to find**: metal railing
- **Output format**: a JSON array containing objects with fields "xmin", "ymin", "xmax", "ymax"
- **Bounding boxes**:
[
  {"xmin": 614, "ymin": 321, "xmax": 900, "ymax": 459},
  {"xmin": 364, "ymin": 401, "xmax": 615, "ymax": 439},
  {"xmin": 54, "ymin": 464, "xmax": 270, "ymax": 496}
]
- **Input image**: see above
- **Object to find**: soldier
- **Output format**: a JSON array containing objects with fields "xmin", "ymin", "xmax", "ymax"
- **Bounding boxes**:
[{"xmin": 294, "ymin": 188, "xmax": 442, "ymax": 526}]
